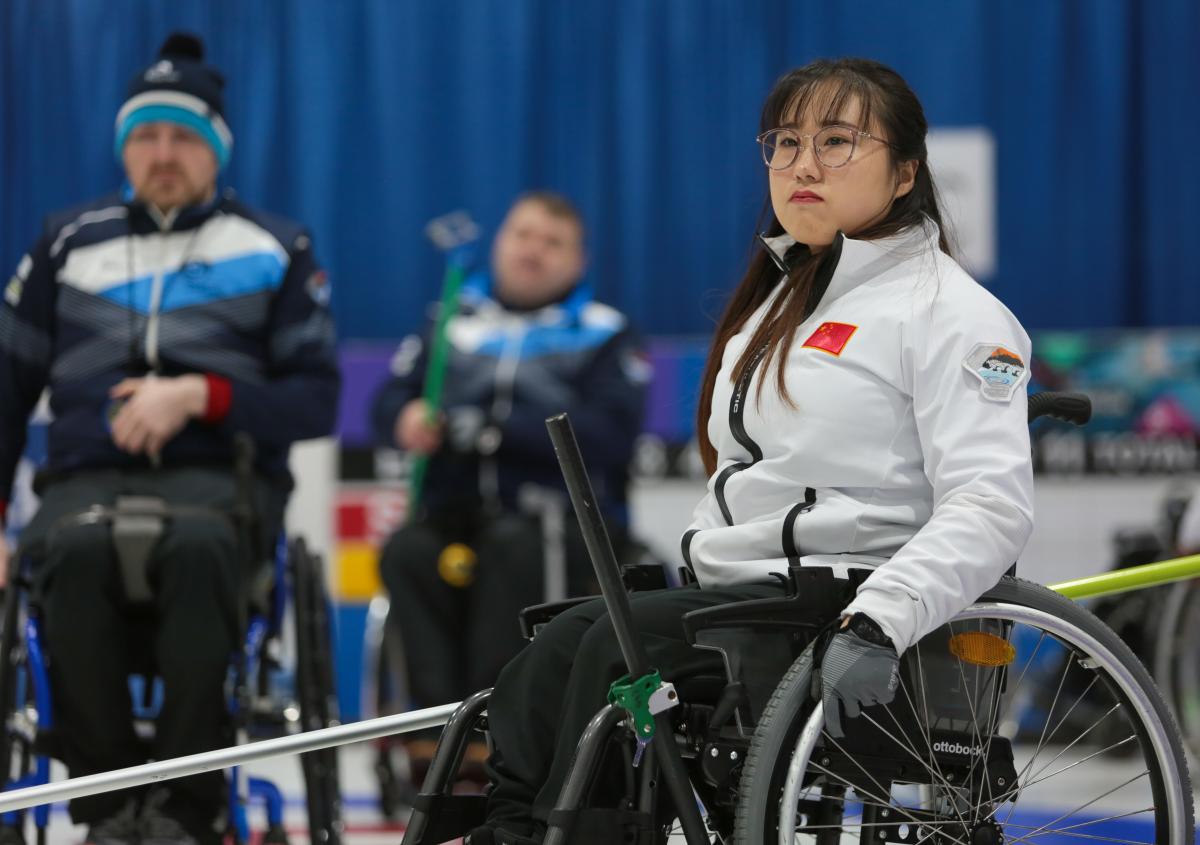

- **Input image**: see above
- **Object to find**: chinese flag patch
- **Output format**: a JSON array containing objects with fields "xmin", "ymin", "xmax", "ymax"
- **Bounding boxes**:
[{"xmin": 802, "ymin": 321, "xmax": 858, "ymax": 356}]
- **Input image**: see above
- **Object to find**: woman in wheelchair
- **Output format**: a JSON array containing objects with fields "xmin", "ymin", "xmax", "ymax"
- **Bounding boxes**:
[{"xmin": 458, "ymin": 56, "xmax": 1038, "ymax": 845}]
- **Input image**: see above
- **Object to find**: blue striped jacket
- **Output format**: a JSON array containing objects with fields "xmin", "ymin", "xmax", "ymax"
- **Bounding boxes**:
[
  {"xmin": 0, "ymin": 189, "xmax": 340, "ymax": 514},
  {"xmin": 370, "ymin": 272, "xmax": 648, "ymax": 520}
]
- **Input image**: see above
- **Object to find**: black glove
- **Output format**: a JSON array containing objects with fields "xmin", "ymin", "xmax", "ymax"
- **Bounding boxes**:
[{"xmin": 819, "ymin": 614, "xmax": 900, "ymax": 739}]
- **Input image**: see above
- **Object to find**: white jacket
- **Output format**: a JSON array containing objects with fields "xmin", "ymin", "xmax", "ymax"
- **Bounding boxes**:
[{"xmin": 685, "ymin": 221, "xmax": 1034, "ymax": 652}]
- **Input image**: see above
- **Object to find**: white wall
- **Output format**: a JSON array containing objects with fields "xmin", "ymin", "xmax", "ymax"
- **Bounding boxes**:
[{"xmin": 286, "ymin": 437, "xmax": 338, "ymax": 582}]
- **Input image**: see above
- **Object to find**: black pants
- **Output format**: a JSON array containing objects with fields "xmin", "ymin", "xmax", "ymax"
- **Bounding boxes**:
[
  {"xmin": 380, "ymin": 511, "xmax": 604, "ymax": 711},
  {"xmin": 20, "ymin": 467, "xmax": 286, "ymax": 829},
  {"xmin": 481, "ymin": 583, "xmax": 786, "ymax": 834}
]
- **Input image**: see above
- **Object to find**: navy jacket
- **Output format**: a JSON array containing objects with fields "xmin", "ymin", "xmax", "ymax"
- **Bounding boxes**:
[
  {"xmin": 371, "ymin": 272, "xmax": 648, "ymax": 520},
  {"xmin": 0, "ymin": 189, "xmax": 340, "ymax": 517}
]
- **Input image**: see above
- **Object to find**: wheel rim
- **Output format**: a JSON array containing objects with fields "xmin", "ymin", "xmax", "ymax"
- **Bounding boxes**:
[
  {"xmin": 1177, "ymin": 588, "xmax": 1200, "ymax": 754},
  {"xmin": 292, "ymin": 541, "xmax": 343, "ymax": 845},
  {"xmin": 776, "ymin": 602, "xmax": 1188, "ymax": 845},
  {"xmin": 1161, "ymin": 582, "xmax": 1200, "ymax": 757}
]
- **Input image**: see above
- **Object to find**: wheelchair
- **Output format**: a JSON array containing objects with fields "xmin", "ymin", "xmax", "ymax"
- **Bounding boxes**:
[
  {"xmin": 361, "ymin": 485, "xmax": 668, "ymax": 818},
  {"xmin": 399, "ymin": 392, "xmax": 1196, "ymax": 844},
  {"xmin": 0, "ymin": 446, "xmax": 342, "ymax": 845}
]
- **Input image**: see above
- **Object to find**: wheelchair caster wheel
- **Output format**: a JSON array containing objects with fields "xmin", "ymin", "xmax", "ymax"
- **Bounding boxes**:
[
  {"xmin": 290, "ymin": 539, "xmax": 343, "ymax": 845},
  {"xmin": 375, "ymin": 750, "xmax": 409, "ymax": 820},
  {"xmin": 260, "ymin": 825, "xmax": 289, "ymax": 845}
]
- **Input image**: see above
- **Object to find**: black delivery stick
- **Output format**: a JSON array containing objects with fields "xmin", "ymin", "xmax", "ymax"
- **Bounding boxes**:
[{"xmin": 545, "ymin": 413, "xmax": 710, "ymax": 845}]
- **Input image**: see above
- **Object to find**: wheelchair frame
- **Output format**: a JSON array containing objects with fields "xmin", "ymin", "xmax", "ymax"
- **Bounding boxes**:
[
  {"xmin": 1, "ymin": 392, "xmax": 1197, "ymax": 845},
  {"xmin": 397, "ymin": 396, "xmax": 1196, "ymax": 845},
  {"xmin": 0, "ymin": 463, "xmax": 342, "ymax": 845}
]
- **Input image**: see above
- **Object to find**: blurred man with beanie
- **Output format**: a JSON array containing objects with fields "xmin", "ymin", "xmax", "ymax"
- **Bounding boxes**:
[
  {"xmin": 114, "ymin": 33, "xmax": 234, "ymax": 171},
  {"xmin": 0, "ymin": 33, "xmax": 339, "ymax": 845}
]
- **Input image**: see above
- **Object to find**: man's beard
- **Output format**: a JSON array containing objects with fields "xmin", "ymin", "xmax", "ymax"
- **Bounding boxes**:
[{"xmin": 139, "ymin": 171, "xmax": 208, "ymax": 211}]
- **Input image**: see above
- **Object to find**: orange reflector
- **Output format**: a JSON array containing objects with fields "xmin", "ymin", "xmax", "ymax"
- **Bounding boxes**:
[{"xmin": 949, "ymin": 631, "xmax": 1015, "ymax": 667}]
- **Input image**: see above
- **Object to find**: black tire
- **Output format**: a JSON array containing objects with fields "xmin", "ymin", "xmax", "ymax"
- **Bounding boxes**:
[
  {"xmin": 0, "ymin": 582, "xmax": 23, "ymax": 785},
  {"xmin": 290, "ymin": 539, "xmax": 343, "ymax": 845},
  {"xmin": 731, "ymin": 637, "xmax": 818, "ymax": 844},
  {"xmin": 0, "ymin": 580, "xmax": 39, "ymax": 797},
  {"xmin": 1154, "ymin": 579, "xmax": 1200, "ymax": 757},
  {"xmin": 733, "ymin": 577, "xmax": 1194, "ymax": 844}
]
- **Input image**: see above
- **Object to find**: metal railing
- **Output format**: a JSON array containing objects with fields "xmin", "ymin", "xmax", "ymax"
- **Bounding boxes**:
[
  {"xmin": 0, "ymin": 702, "xmax": 458, "ymax": 814},
  {"xmin": 0, "ymin": 552, "xmax": 1198, "ymax": 816}
]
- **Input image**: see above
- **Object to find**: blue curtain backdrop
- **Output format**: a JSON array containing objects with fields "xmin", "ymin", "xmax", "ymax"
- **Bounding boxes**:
[{"xmin": 1, "ymin": 0, "xmax": 1198, "ymax": 339}]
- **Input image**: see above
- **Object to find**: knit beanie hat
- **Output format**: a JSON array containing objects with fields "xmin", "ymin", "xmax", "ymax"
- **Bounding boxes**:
[{"xmin": 114, "ymin": 33, "xmax": 233, "ymax": 168}]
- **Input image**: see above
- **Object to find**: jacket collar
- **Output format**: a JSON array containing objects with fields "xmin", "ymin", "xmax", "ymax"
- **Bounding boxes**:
[
  {"xmin": 762, "ymin": 217, "xmax": 942, "ymax": 305},
  {"xmin": 122, "ymin": 184, "xmax": 227, "ymax": 232},
  {"xmin": 461, "ymin": 270, "xmax": 594, "ymax": 323}
]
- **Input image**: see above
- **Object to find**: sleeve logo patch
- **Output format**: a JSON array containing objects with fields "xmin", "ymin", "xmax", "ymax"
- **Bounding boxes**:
[
  {"xmin": 963, "ymin": 343, "xmax": 1028, "ymax": 402},
  {"xmin": 389, "ymin": 334, "xmax": 423, "ymax": 377},
  {"xmin": 802, "ymin": 321, "xmax": 858, "ymax": 356},
  {"xmin": 4, "ymin": 276, "xmax": 21, "ymax": 307},
  {"xmin": 620, "ymin": 349, "xmax": 653, "ymax": 385},
  {"xmin": 305, "ymin": 269, "xmax": 331, "ymax": 306}
]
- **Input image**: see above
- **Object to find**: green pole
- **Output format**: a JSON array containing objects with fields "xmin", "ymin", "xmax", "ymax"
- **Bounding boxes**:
[
  {"xmin": 407, "ymin": 261, "xmax": 467, "ymax": 521},
  {"xmin": 1049, "ymin": 553, "xmax": 1200, "ymax": 601}
]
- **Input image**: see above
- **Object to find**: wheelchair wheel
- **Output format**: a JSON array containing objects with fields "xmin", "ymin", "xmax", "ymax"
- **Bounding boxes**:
[
  {"xmin": 0, "ymin": 581, "xmax": 39, "ymax": 798},
  {"xmin": 734, "ymin": 577, "xmax": 1194, "ymax": 844},
  {"xmin": 290, "ymin": 539, "xmax": 344, "ymax": 845},
  {"xmin": 0, "ymin": 584, "xmax": 22, "ymax": 784},
  {"xmin": 1153, "ymin": 579, "xmax": 1200, "ymax": 757}
]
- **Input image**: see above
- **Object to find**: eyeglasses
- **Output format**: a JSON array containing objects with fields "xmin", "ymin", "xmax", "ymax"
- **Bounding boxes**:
[{"xmin": 756, "ymin": 125, "xmax": 894, "ymax": 170}]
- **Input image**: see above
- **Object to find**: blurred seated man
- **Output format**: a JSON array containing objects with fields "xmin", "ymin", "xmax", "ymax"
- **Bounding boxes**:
[
  {"xmin": 372, "ymin": 192, "xmax": 648, "ymax": 746},
  {"xmin": 0, "ymin": 34, "xmax": 339, "ymax": 845}
]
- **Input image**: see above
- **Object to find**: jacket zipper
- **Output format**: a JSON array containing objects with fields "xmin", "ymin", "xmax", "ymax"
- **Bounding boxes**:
[
  {"xmin": 143, "ymin": 207, "xmax": 179, "ymax": 371},
  {"xmin": 713, "ymin": 343, "xmax": 767, "ymax": 525},
  {"xmin": 698, "ymin": 235, "xmax": 846, "ymax": 560},
  {"xmin": 479, "ymin": 316, "xmax": 525, "ymax": 503}
]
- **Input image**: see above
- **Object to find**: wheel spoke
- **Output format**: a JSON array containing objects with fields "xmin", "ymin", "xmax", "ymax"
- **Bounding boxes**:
[
  {"xmin": 1032, "ymin": 799, "xmax": 1157, "ymax": 834},
  {"xmin": 943, "ymin": 621, "xmax": 1006, "ymax": 816},
  {"xmin": 898, "ymin": 644, "xmax": 971, "ymax": 826},
  {"xmin": 750, "ymin": 596, "xmax": 1185, "ymax": 845},
  {"xmin": 804, "ymin": 757, "xmax": 971, "ymax": 845},
  {"xmin": 1005, "ymin": 645, "xmax": 1102, "ymax": 827},
  {"xmin": 1001, "ymin": 824, "xmax": 1150, "ymax": 844},
  {"xmin": 789, "ymin": 818, "xmax": 968, "ymax": 832},
  {"xmin": 1022, "ymin": 701, "xmax": 1122, "ymax": 784},
  {"xmin": 1001, "ymin": 771, "xmax": 1153, "ymax": 845},
  {"xmin": 1021, "ymin": 739, "xmax": 1142, "ymax": 792},
  {"xmin": 859, "ymin": 708, "xmax": 967, "ymax": 803},
  {"xmin": 998, "ymin": 630, "xmax": 1050, "ymax": 739}
]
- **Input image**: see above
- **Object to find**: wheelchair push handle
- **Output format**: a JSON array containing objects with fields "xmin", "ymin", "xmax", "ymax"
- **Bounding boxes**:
[
  {"xmin": 231, "ymin": 432, "xmax": 265, "ymax": 562},
  {"xmin": 1027, "ymin": 391, "xmax": 1091, "ymax": 426},
  {"xmin": 545, "ymin": 412, "xmax": 712, "ymax": 845}
]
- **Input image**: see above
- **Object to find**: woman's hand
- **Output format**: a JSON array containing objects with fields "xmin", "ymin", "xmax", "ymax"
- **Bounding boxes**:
[{"xmin": 819, "ymin": 614, "xmax": 900, "ymax": 738}]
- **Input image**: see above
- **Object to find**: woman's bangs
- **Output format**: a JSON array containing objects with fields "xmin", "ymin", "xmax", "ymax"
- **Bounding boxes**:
[{"xmin": 769, "ymin": 74, "xmax": 878, "ymax": 133}]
